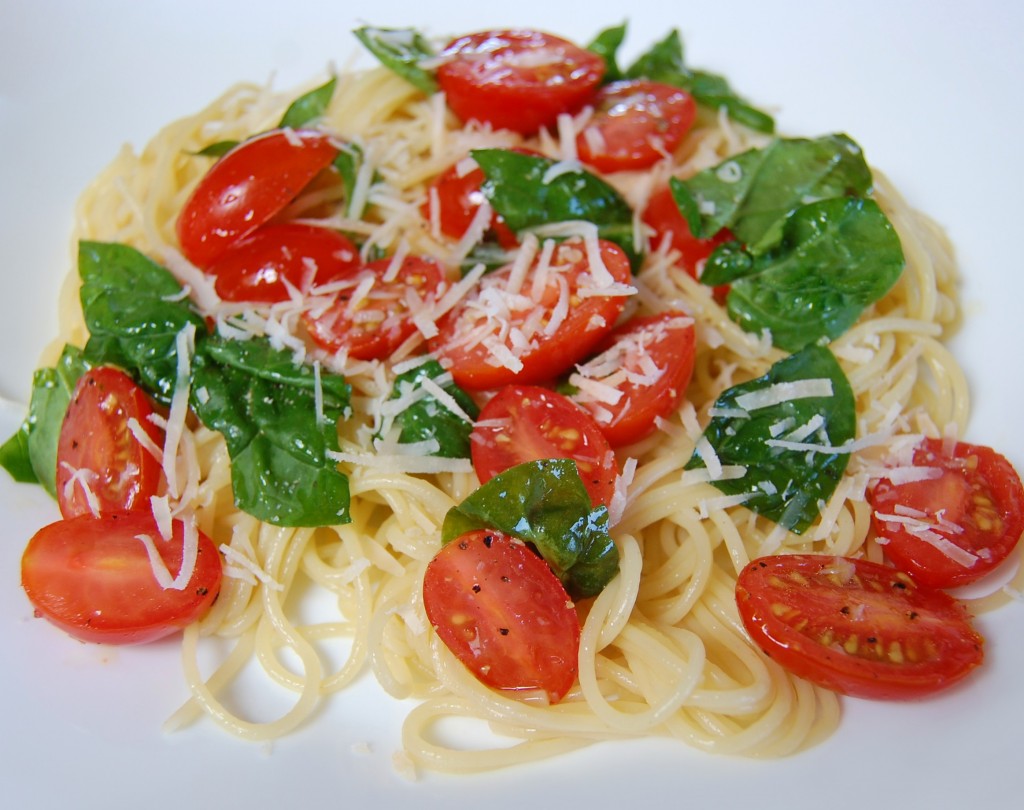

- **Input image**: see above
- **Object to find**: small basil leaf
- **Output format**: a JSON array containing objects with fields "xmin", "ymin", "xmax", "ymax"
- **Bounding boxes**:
[
  {"xmin": 587, "ymin": 22, "xmax": 628, "ymax": 81},
  {"xmin": 353, "ymin": 26, "xmax": 438, "ymax": 95},
  {"xmin": 0, "ymin": 422, "xmax": 36, "ymax": 484},
  {"xmin": 698, "ymin": 240, "xmax": 755, "ymax": 286},
  {"xmin": 686, "ymin": 344, "xmax": 856, "ymax": 533},
  {"xmin": 333, "ymin": 142, "xmax": 375, "ymax": 219},
  {"xmin": 279, "ymin": 76, "xmax": 337, "ymax": 129},
  {"xmin": 726, "ymin": 197, "xmax": 904, "ymax": 351},
  {"xmin": 193, "ymin": 140, "xmax": 239, "ymax": 158}
]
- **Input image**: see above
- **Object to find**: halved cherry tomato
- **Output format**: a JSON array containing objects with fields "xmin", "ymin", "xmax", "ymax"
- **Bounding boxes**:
[
  {"xmin": 436, "ymin": 30, "xmax": 605, "ymax": 135},
  {"xmin": 176, "ymin": 129, "xmax": 339, "ymax": 268},
  {"xmin": 642, "ymin": 184, "xmax": 734, "ymax": 301},
  {"xmin": 421, "ymin": 156, "xmax": 519, "ymax": 248},
  {"xmin": 472, "ymin": 385, "xmax": 618, "ymax": 508},
  {"xmin": 736, "ymin": 554, "xmax": 984, "ymax": 700},
  {"xmin": 55, "ymin": 367, "xmax": 164, "ymax": 519},
  {"xmin": 22, "ymin": 510, "xmax": 222, "ymax": 645},
  {"xmin": 302, "ymin": 253, "xmax": 445, "ymax": 360},
  {"xmin": 570, "ymin": 312, "xmax": 696, "ymax": 447},
  {"xmin": 869, "ymin": 438, "xmax": 1024, "ymax": 589},
  {"xmin": 576, "ymin": 80, "xmax": 697, "ymax": 172},
  {"xmin": 205, "ymin": 223, "xmax": 360, "ymax": 303},
  {"xmin": 422, "ymin": 529, "xmax": 580, "ymax": 702},
  {"xmin": 430, "ymin": 238, "xmax": 632, "ymax": 390}
]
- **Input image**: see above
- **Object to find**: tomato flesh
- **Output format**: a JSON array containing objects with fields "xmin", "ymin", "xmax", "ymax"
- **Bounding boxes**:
[
  {"xmin": 472, "ymin": 385, "xmax": 618, "ymax": 508},
  {"xmin": 22, "ymin": 510, "xmax": 222, "ymax": 645},
  {"xmin": 176, "ymin": 129, "xmax": 339, "ymax": 268},
  {"xmin": 736, "ymin": 554, "xmax": 984, "ymax": 700},
  {"xmin": 55, "ymin": 367, "xmax": 164, "ymax": 519},
  {"xmin": 576, "ymin": 80, "xmax": 697, "ymax": 172},
  {"xmin": 302, "ymin": 254, "xmax": 445, "ymax": 360},
  {"xmin": 869, "ymin": 438, "xmax": 1024, "ymax": 589},
  {"xmin": 206, "ymin": 223, "xmax": 360, "ymax": 303},
  {"xmin": 422, "ymin": 157, "xmax": 518, "ymax": 248},
  {"xmin": 436, "ymin": 30, "xmax": 605, "ymax": 135},
  {"xmin": 571, "ymin": 312, "xmax": 696, "ymax": 447},
  {"xmin": 423, "ymin": 529, "xmax": 580, "ymax": 701},
  {"xmin": 429, "ymin": 238, "xmax": 632, "ymax": 390}
]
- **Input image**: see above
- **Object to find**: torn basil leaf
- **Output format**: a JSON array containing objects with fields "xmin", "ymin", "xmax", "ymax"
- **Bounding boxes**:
[
  {"xmin": 279, "ymin": 76, "xmax": 337, "ymax": 129},
  {"xmin": 353, "ymin": 26, "xmax": 438, "ymax": 95}
]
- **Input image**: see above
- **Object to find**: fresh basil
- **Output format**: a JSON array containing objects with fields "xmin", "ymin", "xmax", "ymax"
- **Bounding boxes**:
[
  {"xmin": 586, "ymin": 21, "xmax": 627, "ymax": 81},
  {"xmin": 686, "ymin": 344, "xmax": 856, "ymax": 533},
  {"xmin": 442, "ymin": 458, "xmax": 618, "ymax": 598},
  {"xmin": 378, "ymin": 360, "xmax": 479, "ymax": 458},
  {"xmin": 333, "ymin": 142, "xmax": 374, "ymax": 219},
  {"xmin": 279, "ymin": 76, "xmax": 337, "ymax": 129},
  {"xmin": 193, "ymin": 140, "xmax": 238, "ymax": 158},
  {"xmin": 353, "ymin": 26, "xmax": 438, "ymax": 95}
]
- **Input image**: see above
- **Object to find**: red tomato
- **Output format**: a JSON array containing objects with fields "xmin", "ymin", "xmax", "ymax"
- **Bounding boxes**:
[
  {"xmin": 302, "ymin": 253, "xmax": 445, "ymax": 360},
  {"xmin": 205, "ymin": 223, "xmax": 360, "ymax": 303},
  {"xmin": 576, "ymin": 80, "xmax": 697, "ymax": 172},
  {"xmin": 436, "ymin": 30, "xmax": 605, "ymax": 135},
  {"xmin": 22, "ymin": 510, "xmax": 222, "ymax": 645},
  {"xmin": 642, "ymin": 185, "xmax": 733, "ymax": 301},
  {"xmin": 736, "ymin": 554, "xmax": 984, "ymax": 700},
  {"xmin": 55, "ymin": 367, "xmax": 164, "ymax": 519},
  {"xmin": 869, "ymin": 438, "xmax": 1024, "ymax": 589},
  {"xmin": 430, "ymin": 238, "xmax": 632, "ymax": 390},
  {"xmin": 422, "ymin": 529, "xmax": 580, "ymax": 702},
  {"xmin": 421, "ymin": 157, "xmax": 518, "ymax": 248},
  {"xmin": 176, "ymin": 129, "xmax": 339, "ymax": 268},
  {"xmin": 472, "ymin": 385, "xmax": 618, "ymax": 508},
  {"xmin": 570, "ymin": 312, "xmax": 696, "ymax": 447}
]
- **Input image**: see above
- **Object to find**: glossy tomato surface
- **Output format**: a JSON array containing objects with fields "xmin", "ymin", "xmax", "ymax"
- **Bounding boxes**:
[
  {"xmin": 430, "ymin": 238, "xmax": 632, "ymax": 390},
  {"xmin": 303, "ymin": 253, "xmax": 445, "ymax": 360},
  {"xmin": 436, "ymin": 30, "xmax": 605, "ymax": 135},
  {"xmin": 869, "ymin": 438, "xmax": 1024, "ymax": 589},
  {"xmin": 571, "ymin": 312, "xmax": 696, "ymax": 447},
  {"xmin": 22, "ymin": 510, "xmax": 222, "ymax": 645},
  {"xmin": 55, "ymin": 367, "xmax": 164, "ymax": 519},
  {"xmin": 176, "ymin": 129, "xmax": 339, "ymax": 268},
  {"xmin": 422, "ymin": 157, "xmax": 518, "ymax": 248},
  {"xmin": 576, "ymin": 80, "xmax": 697, "ymax": 172},
  {"xmin": 472, "ymin": 385, "xmax": 618, "ymax": 508},
  {"xmin": 423, "ymin": 529, "xmax": 580, "ymax": 702},
  {"xmin": 736, "ymin": 554, "xmax": 984, "ymax": 699},
  {"xmin": 206, "ymin": 222, "xmax": 360, "ymax": 303}
]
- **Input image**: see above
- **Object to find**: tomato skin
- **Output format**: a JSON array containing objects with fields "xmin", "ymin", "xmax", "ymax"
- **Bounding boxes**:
[
  {"xmin": 302, "ymin": 254, "xmax": 445, "ymax": 360},
  {"xmin": 429, "ymin": 238, "xmax": 632, "ymax": 390},
  {"xmin": 176, "ymin": 129, "xmax": 339, "ymax": 268},
  {"xmin": 869, "ymin": 438, "xmax": 1024, "ymax": 589},
  {"xmin": 472, "ymin": 385, "xmax": 618, "ymax": 508},
  {"xmin": 422, "ymin": 158, "xmax": 518, "ymax": 248},
  {"xmin": 576, "ymin": 80, "xmax": 697, "ymax": 172},
  {"xmin": 436, "ymin": 30, "xmax": 605, "ymax": 135},
  {"xmin": 21, "ymin": 510, "xmax": 222, "ymax": 645},
  {"xmin": 571, "ymin": 312, "xmax": 696, "ymax": 447},
  {"xmin": 736, "ymin": 554, "xmax": 984, "ymax": 700},
  {"xmin": 422, "ymin": 529, "xmax": 580, "ymax": 702},
  {"xmin": 206, "ymin": 223, "xmax": 360, "ymax": 303},
  {"xmin": 55, "ymin": 367, "xmax": 164, "ymax": 519}
]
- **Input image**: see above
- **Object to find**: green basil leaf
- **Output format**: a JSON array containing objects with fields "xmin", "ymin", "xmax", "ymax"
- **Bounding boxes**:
[
  {"xmin": 442, "ymin": 458, "xmax": 618, "ymax": 598},
  {"xmin": 378, "ymin": 360, "xmax": 479, "ymax": 459},
  {"xmin": 353, "ymin": 26, "xmax": 438, "ymax": 95},
  {"xmin": 724, "ymin": 198, "xmax": 904, "ymax": 351},
  {"xmin": 279, "ymin": 76, "xmax": 337, "ymax": 129},
  {"xmin": 78, "ymin": 241, "xmax": 206, "ymax": 405},
  {"xmin": 333, "ymin": 142, "xmax": 375, "ymax": 219},
  {"xmin": 193, "ymin": 140, "xmax": 239, "ymax": 158},
  {"xmin": 686, "ymin": 344, "xmax": 856, "ymax": 533},
  {"xmin": 587, "ymin": 22, "xmax": 627, "ymax": 81},
  {"xmin": 0, "ymin": 422, "xmax": 36, "ymax": 484}
]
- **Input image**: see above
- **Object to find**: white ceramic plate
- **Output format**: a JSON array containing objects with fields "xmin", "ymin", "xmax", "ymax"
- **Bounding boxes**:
[{"xmin": 2, "ymin": 2, "xmax": 1022, "ymax": 807}]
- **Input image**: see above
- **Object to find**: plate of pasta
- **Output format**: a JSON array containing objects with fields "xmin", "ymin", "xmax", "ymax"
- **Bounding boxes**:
[{"xmin": 2, "ymin": 2, "xmax": 1023, "ymax": 808}]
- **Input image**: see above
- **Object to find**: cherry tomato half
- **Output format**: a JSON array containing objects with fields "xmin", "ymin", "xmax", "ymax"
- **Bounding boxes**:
[
  {"xmin": 302, "ymin": 253, "xmax": 445, "ymax": 360},
  {"xmin": 472, "ymin": 385, "xmax": 618, "ymax": 508},
  {"xmin": 423, "ymin": 529, "xmax": 580, "ymax": 702},
  {"xmin": 571, "ymin": 312, "xmax": 696, "ymax": 447},
  {"xmin": 55, "ymin": 367, "xmax": 164, "ymax": 519},
  {"xmin": 869, "ymin": 438, "xmax": 1024, "ymax": 589},
  {"xmin": 736, "ymin": 554, "xmax": 984, "ymax": 700},
  {"xmin": 206, "ymin": 223, "xmax": 360, "ymax": 303},
  {"xmin": 436, "ymin": 30, "xmax": 605, "ymax": 135},
  {"xmin": 176, "ymin": 129, "xmax": 339, "ymax": 268},
  {"xmin": 422, "ymin": 157, "xmax": 518, "ymax": 248},
  {"xmin": 22, "ymin": 510, "xmax": 222, "ymax": 645},
  {"xmin": 430, "ymin": 238, "xmax": 632, "ymax": 390},
  {"xmin": 576, "ymin": 80, "xmax": 697, "ymax": 172}
]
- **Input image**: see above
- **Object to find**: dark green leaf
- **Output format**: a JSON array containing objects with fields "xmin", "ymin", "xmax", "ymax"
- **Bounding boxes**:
[
  {"xmin": 586, "ymin": 22, "xmax": 628, "ymax": 81},
  {"xmin": 0, "ymin": 422, "xmax": 36, "ymax": 484},
  {"xmin": 686, "ymin": 344, "xmax": 856, "ymax": 533},
  {"xmin": 333, "ymin": 142, "xmax": 374, "ymax": 218},
  {"xmin": 193, "ymin": 140, "xmax": 239, "ymax": 158},
  {"xmin": 353, "ymin": 26, "xmax": 438, "ymax": 95},
  {"xmin": 279, "ymin": 76, "xmax": 337, "ymax": 129},
  {"xmin": 442, "ymin": 458, "xmax": 618, "ymax": 598}
]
